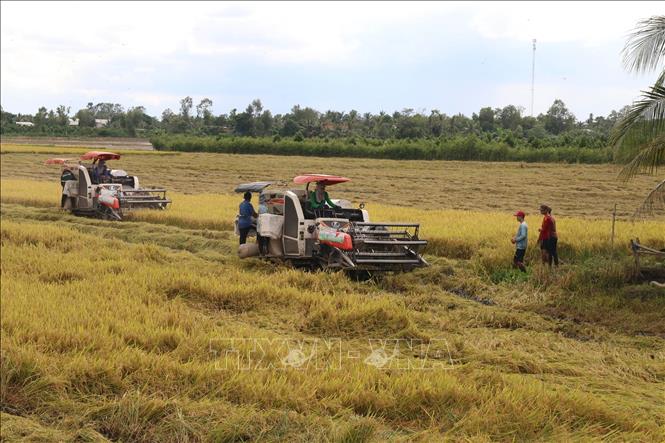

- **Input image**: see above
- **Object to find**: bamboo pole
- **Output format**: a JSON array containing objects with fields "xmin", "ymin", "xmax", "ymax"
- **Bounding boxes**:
[{"xmin": 611, "ymin": 203, "xmax": 617, "ymax": 248}]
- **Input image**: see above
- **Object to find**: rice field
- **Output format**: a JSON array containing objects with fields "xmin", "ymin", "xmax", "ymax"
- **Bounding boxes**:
[
  {"xmin": 1, "ymin": 144, "xmax": 662, "ymax": 218},
  {"xmin": 1, "ymin": 144, "xmax": 664, "ymax": 441}
]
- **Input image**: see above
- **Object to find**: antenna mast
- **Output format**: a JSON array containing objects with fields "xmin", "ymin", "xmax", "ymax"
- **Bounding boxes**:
[{"xmin": 530, "ymin": 39, "xmax": 536, "ymax": 117}]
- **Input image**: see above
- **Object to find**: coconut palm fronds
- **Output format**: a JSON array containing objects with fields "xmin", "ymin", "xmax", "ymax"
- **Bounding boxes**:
[
  {"xmin": 622, "ymin": 15, "xmax": 665, "ymax": 74},
  {"xmin": 618, "ymin": 133, "xmax": 665, "ymax": 181},
  {"xmin": 612, "ymin": 15, "xmax": 665, "ymax": 181},
  {"xmin": 633, "ymin": 179, "xmax": 665, "ymax": 219}
]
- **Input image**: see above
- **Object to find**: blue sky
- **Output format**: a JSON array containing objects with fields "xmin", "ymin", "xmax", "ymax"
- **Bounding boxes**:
[{"xmin": 1, "ymin": 1, "xmax": 662, "ymax": 119}]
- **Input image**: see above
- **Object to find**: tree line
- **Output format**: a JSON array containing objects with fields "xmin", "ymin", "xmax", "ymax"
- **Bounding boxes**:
[{"xmin": 1, "ymin": 98, "xmax": 629, "ymax": 151}]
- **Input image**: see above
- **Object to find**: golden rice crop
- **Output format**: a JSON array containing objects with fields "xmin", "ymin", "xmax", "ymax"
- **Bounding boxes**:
[
  {"xmin": 2, "ymin": 217, "xmax": 663, "ymax": 441},
  {"xmin": 1, "ymin": 158, "xmax": 664, "ymax": 441},
  {"xmin": 2, "ymin": 145, "xmax": 662, "ymax": 219},
  {"xmin": 2, "ymin": 178, "xmax": 663, "ymax": 262}
]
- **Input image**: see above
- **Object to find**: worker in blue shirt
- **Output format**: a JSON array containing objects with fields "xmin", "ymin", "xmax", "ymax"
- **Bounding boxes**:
[
  {"xmin": 238, "ymin": 191, "xmax": 258, "ymax": 245},
  {"xmin": 511, "ymin": 210, "xmax": 528, "ymax": 272}
]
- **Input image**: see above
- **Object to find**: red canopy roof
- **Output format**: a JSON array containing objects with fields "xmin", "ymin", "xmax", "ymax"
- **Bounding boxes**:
[
  {"xmin": 45, "ymin": 158, "xmax": 71, "ymax": 165},
  {"xmin": 293, "ymin": 174, "xmax": 351, "ymax": 185},
  {"xmin": 80, "ymin": 151, "xmax": 121, "ymax": 161}
]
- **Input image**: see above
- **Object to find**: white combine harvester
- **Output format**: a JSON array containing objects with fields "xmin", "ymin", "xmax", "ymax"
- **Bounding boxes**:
[
  {"xmin": 235, "ymin": 174, "xmax": 428, "ymax": 273},
  {"xmin": 46, "ymin": 151, "xmax": 170, "ymax": 220}
]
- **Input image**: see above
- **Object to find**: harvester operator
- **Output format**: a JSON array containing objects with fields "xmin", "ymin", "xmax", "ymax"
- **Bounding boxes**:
[
  {"xmin": 92, "ymin": 159, "xmax": 111, "ymax": 183},
  {"xmin": 309, "ymin": 182, "xmax": 341, "ymax": 210}
]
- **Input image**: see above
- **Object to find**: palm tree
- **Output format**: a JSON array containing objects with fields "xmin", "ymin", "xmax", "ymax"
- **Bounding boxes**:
[{"xmin": 611, "ymin": 16, "xmax": 665, "ymax": 217}]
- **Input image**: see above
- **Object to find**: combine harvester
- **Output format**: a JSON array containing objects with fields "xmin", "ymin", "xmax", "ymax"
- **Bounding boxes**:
[
  {"xmin": 46, "ymin": 151, "xmax": 171, "ymax": 220},
  {"xmin": 235, "ymin": 174, "xmax": 428, "ymax": 274}
]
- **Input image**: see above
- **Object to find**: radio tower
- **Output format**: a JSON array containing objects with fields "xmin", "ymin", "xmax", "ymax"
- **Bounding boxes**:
[{"xmin": 530, "ymin": 39, "xmax": 536, "ymax": 117}]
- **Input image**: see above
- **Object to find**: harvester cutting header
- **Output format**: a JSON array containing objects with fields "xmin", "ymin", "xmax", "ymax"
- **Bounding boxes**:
[
  {"xmin": 46, "ymin": 151, "xmax": 170, "ymax": 220},
  {"xmin": 235, "ymin": 174, "xmax": 428, "ymax": 273}
]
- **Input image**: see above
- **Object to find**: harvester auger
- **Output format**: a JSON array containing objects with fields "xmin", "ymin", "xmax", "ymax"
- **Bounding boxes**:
[
  {"xmin": 46, "ymin": 151, "xmax": 171, "ymax": 221},
  {"xmin": 234, "ymin": 174, "xmax": 428, "ymax": 274}
]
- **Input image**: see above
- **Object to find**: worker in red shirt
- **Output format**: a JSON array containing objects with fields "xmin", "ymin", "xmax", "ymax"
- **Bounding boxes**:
[
  {"xmin": 538, "ymin": 204, "xmax": 554, "ymax": 266},
  {"xmin": 547, "ymin": 206, "xmax": 559, "ymax": 266}
]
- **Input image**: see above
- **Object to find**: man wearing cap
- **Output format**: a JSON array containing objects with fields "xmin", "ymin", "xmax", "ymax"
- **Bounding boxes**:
[
  {"xmin": 546, "ymin": 206, "xmax": 559, "ymax": 266},
  {"xmin": 511, "ymin": 211, "xmax": 528, "ymax": 272},
  {"xmin": 538, "ymin": 204, "xmax": 555, "ymax": 266}
]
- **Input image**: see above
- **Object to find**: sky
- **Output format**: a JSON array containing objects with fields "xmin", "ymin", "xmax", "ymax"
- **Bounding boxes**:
[{"xmin": 1, "ymin": 1, "xmax": 662, "ymax": 119}]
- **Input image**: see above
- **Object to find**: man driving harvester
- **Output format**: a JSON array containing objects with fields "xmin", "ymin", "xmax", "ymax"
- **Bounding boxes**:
[{"xmin": 309, "ymin": 181, "xmax": 341, "ymax": 213}]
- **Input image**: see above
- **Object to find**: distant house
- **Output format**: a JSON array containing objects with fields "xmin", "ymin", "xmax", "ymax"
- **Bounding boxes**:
[
  {"xmin": 95, "ymin": 119, "xmax": 109, "ymax": 128},
  {"xmin": 69, "ymin": 118, "xmax": 79, "ymax": 126},
  {"xmin": 16, "ymin": 121, "xmax": 34, "ymax": 127}
]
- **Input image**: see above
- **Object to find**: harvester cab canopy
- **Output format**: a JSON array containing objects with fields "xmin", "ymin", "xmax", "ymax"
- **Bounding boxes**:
[
  {"xmin": 45, "ymin": 151, "xmax": 122, "ymax": 167},
  {"xmin": 294, "ymin": 175, "xmax": 351, "ymax": 196},
  {"xmin": 80, "ymin": 151, "xmax": 121, "ymax": 161},
  {"xmin": 45, "ymin": 158, "xmax": 75, "ymax": 165},
  {"xmin": 234, "ymin": 181, "xmax": 273, "ymax": 193},
  {"xmin": 293, "ymin": 174, "xmax": 350, "ymax": 186}
]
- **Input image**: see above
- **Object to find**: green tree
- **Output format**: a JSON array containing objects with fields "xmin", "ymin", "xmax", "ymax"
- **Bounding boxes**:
[
  {"xmin": 449, "ymin": 113, "xmax": 474, "ymax": 135},
  {"xmin": 396, "ymin": 112, "xmax": 427, "ymax": 139},
  {"xmin": 47, "ymin": 109, "xmax": 57, "ymax": 127},
  {"xmin": 34, "ymin": 107, "xmax": 48, "ymax": 129},
  {"xmin": 478, "ymin": 107, "xmax": 495, "ymax": 132},
  {"xmin": 123, "ymin": 106, "xmax": 145, "ymax": 136},
  {"xmin": 55, "ymin": 105, "xmax": 70, "ymax": 126},
  {"xmin": 213, "ymin": 113, "xmax": 231, "ymax": 133},
  {"xmin": 257, "ymin": 110, "xmax": 273, "ymax": 136},
  {"xmin": 376, "ymin": 111, "xmax": 394, "ymax": 139},
  {"xmin": 543, "ymin": 99, "xmax": 576, "ymax": 135},
  {"xmin": 611, "ymin": 15, "xmax": 665, "ymax": 216},
  {"xmin": 76, "ymin": 108, "xmax": 96, "ymax": 128},
  {"xmin": 321, "ymin": 110, "xmax": 344, "ymax": 137},
  {"xmin": 234, "ymin": 109, "xmax": 254, "ymax": 136},
  {"xmin": 251, "ymin": 99, "xmax": 263, "ymax": 117},
  {"xmin": 280, "ymin": 118, "xmax": 301, "ymax": 137},
  {"xmin": 291, "ymin": 105, "xmax": 320, "ymax": 137},
  {"xmin": 498, "ymin": 105, "xmax": 522, "ymax": 131},
  {"xmin": 1, "ymin": 106, "xmax": 16, "ymax": 129},
  {"xmin": 345, "ymin": 109, "xmax": 359, "ymax": 135},
  {"xmin": 162, "ymin": 108, "xmax": 187, "ymax": 133},
  {"xmin": 196, "ymin": 98, "xmax": 214, "ymax": 126},
  {"xmin": 180, "ymin": 96, "xmax": 193, "ymax": 120},
  {"xmin": 91, "ymin": 103, "xmax": 123, "ymax": 120}
]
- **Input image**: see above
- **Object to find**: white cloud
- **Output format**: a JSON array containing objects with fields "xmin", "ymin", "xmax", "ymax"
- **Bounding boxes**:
[
  {"xmin": 1, "ymin": 1, "xmax": 452, "ymax": 111},
  {"xmin": 1, "ymin": 1, "xmax": 660, "ymax": 115},
  {"xmin": 468, "ymin": 1, "xmax": 660, "ymax": 45}
]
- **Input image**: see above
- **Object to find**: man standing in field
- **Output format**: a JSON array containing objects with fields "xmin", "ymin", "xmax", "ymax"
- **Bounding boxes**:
[
  {"xmin": 538, "ymin": 204, "xmax": 555, "ymax": 266},
  {"xmin": 546, "ymin": 206, "xmax": 559, "ymax": 266},
  {"xmin": 511, "ymin": 210, "xmax": 528, "ymax": 272},
  {"xmin": 238, "ymin": 191, "xmax": 258, "ymax": 245}
]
